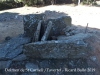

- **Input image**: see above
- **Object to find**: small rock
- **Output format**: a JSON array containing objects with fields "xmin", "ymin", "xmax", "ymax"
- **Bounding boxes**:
[
  {"xmin": 5, "ymin": 36, "xmax": 11, "ymax": 41},
  {"xmin": 90, "ymin": 56, "xmax": 97, "ymax": 61},
  {"xmin": 57, "ymin": 35, "xmax": 67, "ymax": 40},
  {"xmin": 76, "ymin": 40, "xmax": 87, "ymax": 47},
  {"xmin": 51, "ymin": 36, "xmax": 57, "ymax": 40}
]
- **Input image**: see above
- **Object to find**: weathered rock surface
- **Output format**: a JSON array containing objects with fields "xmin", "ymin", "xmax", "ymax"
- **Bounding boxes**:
[
  {"xmin": 1, "ymin": 12, "xmax": 100, "ymax": 75},
  {"xmin": 23, "ymin": 14, "xmax": 45, "ymax": 37},
  {"xmin": 57, "ymin": 33, "xmax": 89, "ymax": 40},
  {"xmin": 41, "ymin": 21, "xmax": 52, "ymax": 41},
  {"xmin": 43, "ymin": 16, "xmax": 72, "ymax": 39},
  {"xmin": 0, "ymin": 60, "xmax": 12, "ymax": 69},
  {"xmin": 21, "ymin": 73, "xmax": 37, "ymax": 75},
  {"xmin": 25, "ymin": 63, "xmax": 39, "ymax": 72},
  {"xmin": 12, "ymin": 54, "xmax": 27, "ymax": 61},
  {"xmin": 0, "ymin": 35, "xmax": 31, "ymax": 60},
  {"xmin": 5, "ymin": 46, "xmax": 23, "ymax": 59},
  {"xmin": 84, "ymin": 34, "xmax": 100, "ymax": 75},
  {"xmin": 33, "ymin": 20, "xmax": 42, "ymax": 42},
  {"xmin": 23, "ymin": 14, "xmax": 72, "ymax": 40},
  {"xmin": 23, "ymin": 33, "xmax": 92, "ymax": 59}
]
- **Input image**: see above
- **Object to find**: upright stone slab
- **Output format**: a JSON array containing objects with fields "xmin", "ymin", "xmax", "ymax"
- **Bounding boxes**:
[
  {"xmin": 23, "ymin": 14, "xmax": 45, "ymax": 37},
  {"xmin": 33, "ymin": 20, "xmax": 42, "ymax": 42},
  {"xmin": 41, "ymin": 21, "xmax": 52, "ymax": 41}
]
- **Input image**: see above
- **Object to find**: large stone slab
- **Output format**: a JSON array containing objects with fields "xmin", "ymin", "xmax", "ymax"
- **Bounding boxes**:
[
  {"xmin": 23, "ymin": 14, "xmax": 45, "ymax": 37},
  {"xmin": 43, "ymin": 16, "xmax": 72, "ymax": 39},
  {"xmin": 23, "ymin": 33, "xmax": 92, "ymax": 59}
]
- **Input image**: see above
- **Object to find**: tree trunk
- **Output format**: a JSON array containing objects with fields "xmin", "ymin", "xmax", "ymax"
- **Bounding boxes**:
[{"xmin": 78, "ymin": 0, "xmax": 80, "ymax": 5}]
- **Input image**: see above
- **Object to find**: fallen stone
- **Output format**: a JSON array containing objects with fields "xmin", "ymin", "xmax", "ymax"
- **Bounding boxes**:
[
  {"xmin": 0, "ymin": 35, "xmax": 31, "ymax": 60},
  {"xmin": 12, "ymin": 54, "xmax": 27, "ymax": 61},
  {"xmin": 41, "ymin": 21, "xmax": 52, "ymax": 41},
  {"xmin": 0, "ymin": 60, "xmax": 12, "ymax": 69}
]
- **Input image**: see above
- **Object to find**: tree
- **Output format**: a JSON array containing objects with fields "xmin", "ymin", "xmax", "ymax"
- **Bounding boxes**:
[{"xmin": 78, "ymin": 0, "xmax": 80, "ymax": 5}]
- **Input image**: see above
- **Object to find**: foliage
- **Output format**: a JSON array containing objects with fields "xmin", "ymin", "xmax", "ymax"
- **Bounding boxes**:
[
  {"xmin": 0, "ymin": 0, "xmax": 98, "ymax": 10},
  {"xmin": 0, "ymin": 1, "xmax": 14, "ymax": 10},
  {"xmin": 81, "ymin": 0, "xmax": 96, "ymax": 5},
  {"xmin": 21, "ymin": 0, "xmax": 44, "ymax": 6}
]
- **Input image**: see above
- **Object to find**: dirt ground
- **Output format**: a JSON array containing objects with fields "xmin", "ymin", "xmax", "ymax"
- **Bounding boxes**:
[{"xmin": 0, "ymin": 5, "xmax": 100, "ymax": 43}]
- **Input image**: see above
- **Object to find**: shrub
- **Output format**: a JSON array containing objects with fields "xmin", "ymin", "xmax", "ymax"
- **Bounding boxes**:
[{"xmin": 0, "ymin": 2, "xmax": 13, "ymax": 10}]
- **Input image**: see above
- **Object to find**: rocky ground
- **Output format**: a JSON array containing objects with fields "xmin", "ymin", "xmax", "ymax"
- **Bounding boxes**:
[{"xmin": 0, "ymin": 5, "xmax": 100, "ymax": 75}]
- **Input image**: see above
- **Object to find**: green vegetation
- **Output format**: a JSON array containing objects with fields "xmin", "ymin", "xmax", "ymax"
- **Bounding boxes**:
[
  {"xmin": 82, "ymin": 0, "xmax": 96, "ymax": 5},
  {"xmin": 0, "ymin": 1, "xmax": 14, "ymax": 10},
  {"xmin": 0, "ymin": 0, "xmax": 98, "ymax": 10}
]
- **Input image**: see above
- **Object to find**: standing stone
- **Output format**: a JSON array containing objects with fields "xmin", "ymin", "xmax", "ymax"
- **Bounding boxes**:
[
  {"xmin": 33, "ymin": 20, "xmax": 42, "ymax": 42},
  {"xmin": 41, "ymin": 21, "xmax": 52, "ymax": 41}
]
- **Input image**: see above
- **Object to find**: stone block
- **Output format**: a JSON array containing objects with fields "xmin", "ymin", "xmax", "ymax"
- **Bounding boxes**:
[
  {"xmin": 23, "ymin": 14, "xmax": 45, "ymax": 37},
  {"xmin": 23, "ymin": 40, "xmax": 89, "ymax": 59}
]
